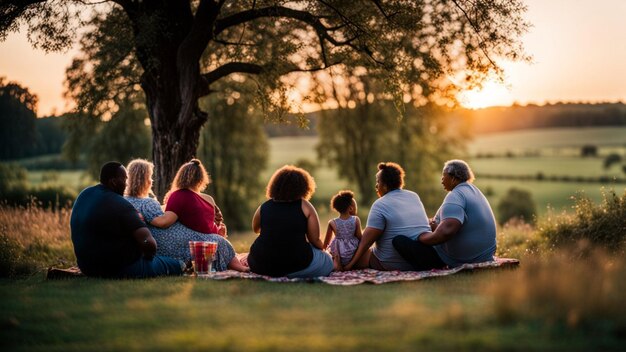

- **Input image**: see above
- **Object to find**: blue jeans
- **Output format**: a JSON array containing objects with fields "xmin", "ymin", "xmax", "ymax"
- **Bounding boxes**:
[
  {"xmin": 286, "ymin": 245, "xmax": 333, "ymax": 278},
  {"xmin": 117, "ymin": 255, "xmax": 184, "ymax": 278}
]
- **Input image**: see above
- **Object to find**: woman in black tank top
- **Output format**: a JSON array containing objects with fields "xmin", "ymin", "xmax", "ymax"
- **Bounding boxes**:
[{"xmin": 248, "ymin": 165, "xmax": 330, "ymax": 277}]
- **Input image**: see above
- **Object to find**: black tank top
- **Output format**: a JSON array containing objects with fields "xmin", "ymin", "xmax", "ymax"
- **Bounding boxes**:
[{"xmin": 248, "ymin": 199, "xmax": 313, "ymax": 276}]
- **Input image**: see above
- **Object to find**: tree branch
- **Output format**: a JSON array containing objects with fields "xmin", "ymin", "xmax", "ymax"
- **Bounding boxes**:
[
  {"xmin": 203, "ymin": 62, "xmax": 263, "ymax": 85},
  {"xmin": 0, "ymin": 0, "xmax": 47, "ymax": 35},
  {"xmin": 214, "ymin": 6, "xmax": 345, "ymax": 47},
  {"xmin": 202, "ymin": 60, "xmax": 344, "ymax": 86},
  {"xmin": 451, "ymin": 0, "xmax": 499, "ymax": 69}
]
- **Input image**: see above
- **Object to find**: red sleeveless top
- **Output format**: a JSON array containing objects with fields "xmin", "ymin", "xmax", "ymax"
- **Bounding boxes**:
[{"xmin": 165, "ymin": 189, "xmax": 219, "ymax": 234}]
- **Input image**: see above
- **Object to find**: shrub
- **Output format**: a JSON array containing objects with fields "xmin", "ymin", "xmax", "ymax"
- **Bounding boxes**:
[
  {"xmin": 603, "ymin": 153, "xmax": 622, "ymax": 169},
  {"xmin": 580, "ymin": 144, "xmax": 598, "ymax": 157},
  {"xmin": 496, "ymin": 219, "xmax": 544, "ymax": 259},
  {"xmin": 30, "ymin": 184, "xmax": 76, "ymax": 208},
  {"xmin": 496, "ymin": 188, "xmax": 536, "ymax": 225},
  {"xmin": 538, "ymin": 189, "xmax": 626, "ymax": 252},
  {"xmin": 0, "ymin": 163, "xmax": 29, "ymax": 195},
  {"xmin": 0, "ymin": 163, "xmax": 76, "ymax": 208}
]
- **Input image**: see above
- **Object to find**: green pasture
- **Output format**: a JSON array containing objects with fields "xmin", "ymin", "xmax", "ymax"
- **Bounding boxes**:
[
  {"xmin": 27, "ymin": 170, "xmax": 92, "ymax": 190},
  {"xmin": 2, "ymin": 270, "xmax": 622, "ymax": 352},
  {"xmin": 264, "ymin": 136, "xmax": 351, "ymax": 203},
  {"xmin": 467, "ymin": 126, "xmax": 626, "ymax": 155},
  {"xmin": 267, "ymin": 132, "xmax": 626, "ymax": 220},
  {"xmin": 474, "ymin": 179, "xmax": 625, "ymax": 217},
  {"xmin": 470, "ymin": 156, "xmax": 625, "ymax": 178},
  {"xmin": 19, "ymin": 127, "xmax": 626, "ymax": 221}
]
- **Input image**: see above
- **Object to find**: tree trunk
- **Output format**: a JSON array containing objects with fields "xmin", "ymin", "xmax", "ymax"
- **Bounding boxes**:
[
  {"xmin": 142, "ymin": 65, "xmax": 206, "ymax": 201},
  {"xmin": 132, "ymin": 3, "xmax": 209, "ymax": 201}
]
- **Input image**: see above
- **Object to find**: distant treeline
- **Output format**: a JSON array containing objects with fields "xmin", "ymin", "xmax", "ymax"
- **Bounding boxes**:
[
  {"xmin": 5, "ymin": 103, "xmax": 625, "ymax": 161},
  {"xmin": 0, "ymin": 115, "xmax": 67, "ymax": 160},
  {"xmin": 463, "ymin": 102, "xmax": 626, "ymax": 134},
  {"xmin": 264, "ymin": 102, "xmax": 626, "ymax": 137}
]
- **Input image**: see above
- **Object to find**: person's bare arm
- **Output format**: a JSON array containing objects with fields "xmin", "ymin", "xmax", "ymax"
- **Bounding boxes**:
[
  {"xmin": 251, "ymin": 206, "xmax": 261, "ymax": 234},
  {"xmin": 323, "ymin": 220, "xmax": 335, "ymax": 249},
  {"xmin": 419, "ymin": 218, "xmax": 462, "ymax": 245},
  {"xmin": 132, "ymin": 227, "xmax": 157, "ymax": 259},
  {"xmin": 354, "ymin": 217, "xmax": 363, "ymax": 240},
  {"xmin": 343, "ymin": 226, "xmax": 383, "ymax": 270},
  {"xmin": 302, "ymin": 200, "xmax": 323, "ymax": 249},
  {"xmin": 149, "ymin": 211, "xmax": 178, "ymax": 228}
]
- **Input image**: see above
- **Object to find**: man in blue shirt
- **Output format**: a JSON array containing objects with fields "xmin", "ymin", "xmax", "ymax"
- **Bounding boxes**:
[
  {"xmin": 393, "ymin": 159, "xmax": 497, "ymax": 270},
  {"xmin": 71, "ymin": 161, "xmax": 183, "ymax": 278}
]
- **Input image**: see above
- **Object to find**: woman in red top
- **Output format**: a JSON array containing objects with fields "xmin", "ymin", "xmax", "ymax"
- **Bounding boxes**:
[
  {"xmin": 164, "ymin": 159, "xmax": 226, "ymax": 236},
  {"xmin": 164, "ymin": 159, "xmax": 248, "ymax": 271}
]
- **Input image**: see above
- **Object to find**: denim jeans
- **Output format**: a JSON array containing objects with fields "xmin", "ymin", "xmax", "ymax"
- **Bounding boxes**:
[
  {"xmin": 286, "ymin": 245, "xmax": 334, "ymax": 278},
  {"xmin": 117, "ymin": 255, "xmax": 184, "ymax": 278}
]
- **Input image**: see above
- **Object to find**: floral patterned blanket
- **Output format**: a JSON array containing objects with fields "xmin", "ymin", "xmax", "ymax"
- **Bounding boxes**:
[{"xmin": 197, "ymin": 257, "xmax": 519, "ymax": 285}]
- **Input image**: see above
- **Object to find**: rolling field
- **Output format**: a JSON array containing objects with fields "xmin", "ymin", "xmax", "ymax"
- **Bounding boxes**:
[
  {"xmin": 267, "ymin": 128, "xmax": 626, "ymax": 218},
  {"xmin": 468, "ymin": 126, "xmax": 626, "ymax": 154},
  {"xmin": 18, "ymin": 126, "xmax": 626, "ymax": 219}
]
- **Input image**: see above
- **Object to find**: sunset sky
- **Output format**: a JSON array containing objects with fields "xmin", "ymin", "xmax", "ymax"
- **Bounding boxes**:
[{"xmin": 0, "ymin": 0, "xmax": 624, "ymax": 116}]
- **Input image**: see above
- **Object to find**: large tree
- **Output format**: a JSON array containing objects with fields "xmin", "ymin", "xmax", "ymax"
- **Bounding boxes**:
[{"xmin": 1, "ymin": 0, "xmax": 529, "ymax": 197}]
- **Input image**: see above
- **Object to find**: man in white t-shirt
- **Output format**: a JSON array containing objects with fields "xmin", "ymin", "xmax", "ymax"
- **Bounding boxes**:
[{"xmin": 344, "ymin": 162, "xmax": 431, "ymax": 271}]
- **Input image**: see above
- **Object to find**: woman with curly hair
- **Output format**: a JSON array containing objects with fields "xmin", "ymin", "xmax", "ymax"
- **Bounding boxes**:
[
  {"xmin": 246, "ymin": 165, "xmax": 333, "ymax": 278},
  {"xmin": 125, "ymin": 159, "xmax": 248, "ymax": 272}
]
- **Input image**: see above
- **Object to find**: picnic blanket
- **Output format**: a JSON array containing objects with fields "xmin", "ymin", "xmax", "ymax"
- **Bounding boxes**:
[{"xmin": 198, "ymin": 257, "xmax": 519, "ymax": 285}]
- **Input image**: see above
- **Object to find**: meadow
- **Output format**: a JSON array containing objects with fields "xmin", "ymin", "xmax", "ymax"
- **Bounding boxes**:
[
  {"xmin": 18, "ymin": 126, "xmax": 626, "ymax": 220},
  {"xmin": 2, "ymin": 127, "xmax": 626, "ymax": 351},
  {"xmin": 267, "ymin": 127, "xmax": 626, "ymax": 218},
  {"xmin": 1, "ymin": 201, "xmax": 625, "ymax": 351}
]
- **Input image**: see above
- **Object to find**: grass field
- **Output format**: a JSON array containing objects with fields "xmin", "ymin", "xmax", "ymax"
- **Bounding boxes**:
[
  {"xmin": 3, "ymin": 127, "xmax": 626, "ymax": 350},
  {"xmin": 27, "ymin": 170, "xmax": 93, "ymax": 191},
  {"xmin": 467, "ymin": 126, "xmax": 626, "ymax": 155},
  {"xmin": 266, "ymin": 131, "xmax": 626, "ymax": 219},
  {"xmin": 20, "ymin": 129, "xmax": 626, "ymax": 220},
  {"xmin": 2, "ymin": 256, "xmax": 625, "ymax": 351}
]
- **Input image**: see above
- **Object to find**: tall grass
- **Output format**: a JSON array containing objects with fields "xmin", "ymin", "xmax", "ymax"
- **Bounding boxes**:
[
  {"xmin": 0, "ymin": 202, "xmax": 74, "ymax": 277},
  {"xmin": 495, "ymin": 219, "xmax": 545, "ymax": 259},
  {"xmin": 489, "ymin": 247, "xmax": 626, "ymax": 335}
]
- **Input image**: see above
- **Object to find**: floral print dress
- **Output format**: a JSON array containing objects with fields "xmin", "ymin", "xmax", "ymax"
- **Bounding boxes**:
[{"xmin": 125, "ymin": 196, "xmax": 235, "ymax": 271}]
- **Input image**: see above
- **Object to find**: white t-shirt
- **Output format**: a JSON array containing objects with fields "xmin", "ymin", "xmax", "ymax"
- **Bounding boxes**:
[{"xmin": 367, "ymin": 189, "xmax": 431, "ymax": 270}]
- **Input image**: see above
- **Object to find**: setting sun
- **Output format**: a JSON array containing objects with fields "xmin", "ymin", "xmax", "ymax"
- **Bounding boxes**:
[{"xmin": 458, "ymin": 80, "xmax": 514, "ymax": 109}]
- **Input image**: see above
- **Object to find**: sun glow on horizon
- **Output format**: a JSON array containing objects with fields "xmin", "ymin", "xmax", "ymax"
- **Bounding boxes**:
[{"xmin": 458, "ymin": 80, "xmax": 514, "ymax": 109}]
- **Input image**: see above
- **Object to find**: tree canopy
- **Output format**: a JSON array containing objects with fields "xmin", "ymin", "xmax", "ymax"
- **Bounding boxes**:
[{"xmin": 1, "ymin": 0, "xmax": 529, "ymax": 198}]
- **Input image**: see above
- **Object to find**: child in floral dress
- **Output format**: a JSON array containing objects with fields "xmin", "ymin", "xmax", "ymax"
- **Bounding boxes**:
[{"xmin": 323, "ymin": 190, "xmax": 362, "ymax": 270}]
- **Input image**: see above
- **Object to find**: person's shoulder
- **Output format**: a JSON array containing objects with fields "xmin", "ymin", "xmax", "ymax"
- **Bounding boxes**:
[
  {"xmin": 301, "ymin": 198, "xmax": 314, "ymax": 208},
  {"xmin": 198, "ymin": 193, "xmax": 216, "ymax": 205},
  {"xmin": 400, "ymin": 189, "xmax": 419, "ymax": 199},
  {"xmin": 444, "ymin": 185, "xmax": 468, "ymax": 204},
  {"xmin": 300, "ymin": 198, "xmax": 316, "ymax": 216}
]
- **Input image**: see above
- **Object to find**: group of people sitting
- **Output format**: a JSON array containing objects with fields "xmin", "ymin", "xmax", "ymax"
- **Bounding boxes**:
[{"xmin": 70, "ymin": 158, "xmax": 497, "ymax": 279}]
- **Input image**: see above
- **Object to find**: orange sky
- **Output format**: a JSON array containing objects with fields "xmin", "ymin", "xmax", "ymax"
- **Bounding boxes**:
[{"xmin": 0, "ymin": 0, "xmax": 624, "ymax": 116}]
